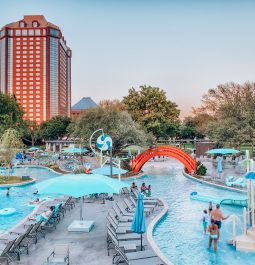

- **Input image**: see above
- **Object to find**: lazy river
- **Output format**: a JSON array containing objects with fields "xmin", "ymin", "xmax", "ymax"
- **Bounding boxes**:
[{"xmin": 127, "ymin": 160, "xmax": 255, "ymax": 265}]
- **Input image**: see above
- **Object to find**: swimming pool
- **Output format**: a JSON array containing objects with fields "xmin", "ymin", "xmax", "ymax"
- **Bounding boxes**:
[
  {"xmin": 0, "ymin": 166, "xmax": 60, "ymax": 232},
  {"xmin": 127, "ymin": 160, "xmax": 255, "ymax": 265}
]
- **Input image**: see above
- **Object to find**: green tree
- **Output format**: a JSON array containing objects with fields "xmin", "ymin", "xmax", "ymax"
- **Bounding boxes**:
[
  {"xmin": 0, "ymin": 93, "xmax": 27, "ymax": 135},
  {"xmin": 70, "ymin": 107, "xmax": 153, "ymax": 155},
  {"xmin": 179, "ymin": 116, "xmax": 205, "ymax": 139},
  {"xmin": 194, "ymin": 82, "xmax": 255, "ymax": 148},
  {"xmin": 36, "ymin": 116, "xmax": 71, "ymax": 140},
  {"xmin": 0, "ymin": 129, "xmax": 23, "ymax": 177},
  {"xmin": 122, "ymin": 85, "xmax": 180, "ymax": 139}
]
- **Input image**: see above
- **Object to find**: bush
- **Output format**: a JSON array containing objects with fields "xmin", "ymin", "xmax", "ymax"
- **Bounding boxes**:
[{"xmin": 196, "ymin": 161, "xmax": 207, "ymax": 176}]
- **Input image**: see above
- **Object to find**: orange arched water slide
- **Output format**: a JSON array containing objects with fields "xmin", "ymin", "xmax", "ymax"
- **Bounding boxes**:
[{"xmin": 132, "ymin": 145, "xmax": 196, "ymax": 174}]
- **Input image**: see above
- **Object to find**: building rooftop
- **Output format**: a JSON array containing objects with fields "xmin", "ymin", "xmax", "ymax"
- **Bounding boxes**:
[
  {"xmin": 2, "ymin": 15, "xmax": 59, "ymax": 30},
  {"xmin": 72, "ymin": 97, "xmax": 98, "ymax": 110}
]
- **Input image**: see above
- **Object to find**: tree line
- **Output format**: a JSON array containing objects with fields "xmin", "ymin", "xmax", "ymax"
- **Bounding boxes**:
[{"xmin": 1, "ymin": 82, "xmax": 255, "ymax": 153}]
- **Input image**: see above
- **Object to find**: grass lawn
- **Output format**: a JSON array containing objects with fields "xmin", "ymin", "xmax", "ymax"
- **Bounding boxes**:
[{"xmin": 0, "ymin": 176, "xmax": 32, "ymax": 185}]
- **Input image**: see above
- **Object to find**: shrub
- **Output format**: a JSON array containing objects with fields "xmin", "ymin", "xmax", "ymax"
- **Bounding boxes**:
[{"xmin": 196, "ymin": 161, "xmax": 207, "ymax": 176}]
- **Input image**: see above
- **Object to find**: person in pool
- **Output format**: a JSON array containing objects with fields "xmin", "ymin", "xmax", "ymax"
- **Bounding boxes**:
[
  {"xmin": 147, "ymin": 185, "xmax": 151, "ymax": 197},
  {"xmin": 130, "ymin": 182, "xmax": 137, "ymax": 193},
  {"xmin": 6, "ymin": 188, "xmax": 10, "ymax": 196},
  {"xmin": 208, "ymin": 219, "xmax": 219, "ymax": 253},
  {"xmin": 202, "ymin": 209, "xmax": 210, "ymax": 234},
  {"xmin": 208, "ymin": 201, "xmax": 213, "ymax": 216},
  {"xmin": 141, "ymin": 183, "xmax": 148, "ymax": 195},
  {"xmin": 211, "ymin": 204, "xmax": 229, "ymax": 238},
  {"xmin": 29, "ymin": 198, "xmax": 41, "ymax": 205}
]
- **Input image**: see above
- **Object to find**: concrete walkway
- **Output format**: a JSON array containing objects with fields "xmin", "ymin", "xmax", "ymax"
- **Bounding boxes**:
[{"xmin": 17, "ymin": 200, "xmax": 113, "ymax": 265}]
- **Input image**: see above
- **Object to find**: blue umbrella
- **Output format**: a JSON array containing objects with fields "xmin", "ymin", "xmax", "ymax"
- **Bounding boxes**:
[
  {"xmin": 35, "ymin": 173, "xmax": 129, "ymax": 220},
  {"xmin": 245, "ymin": 172, "xmax": 255, "ymax": 180},
  {"xmin": 62, "ymin": 148, "xmax": 89, "ymax": 154},
  {"xmin": 131, "ymin": 192, "xmax": 146, "ymax": 250},
  {"xmin": 206, "ymin": 148, "xmax": 240, "ymax": 155},
  {"xmin": 91, "ymin": 166, "xmax": 128, "ymax": 176}
]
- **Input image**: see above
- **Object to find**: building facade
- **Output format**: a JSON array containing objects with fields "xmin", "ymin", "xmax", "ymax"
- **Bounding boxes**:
[{"xmin": 0, "ymin": 15, "xmax": 71, "ymax": 123}]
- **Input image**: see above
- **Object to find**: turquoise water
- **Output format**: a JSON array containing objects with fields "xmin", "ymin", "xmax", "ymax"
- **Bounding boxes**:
[
  {"xmin": 0, "ymin": 167, "xmax": 60, "ymax": 231},
  {"xmin": 127, "ymin": 162, "xmax": 255, "ymax": 265}
]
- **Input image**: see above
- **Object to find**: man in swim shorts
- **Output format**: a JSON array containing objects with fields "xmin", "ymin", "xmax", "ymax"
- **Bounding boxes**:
[
  {"xmin": 211, "ymin": 204, "xmax": 229, "ymax": 238},
  {"xmin": 208, "ymin": 219, "xmax": 219, "ymax": 253}
]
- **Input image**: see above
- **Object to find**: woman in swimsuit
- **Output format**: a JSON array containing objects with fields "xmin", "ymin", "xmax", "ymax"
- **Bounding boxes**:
[
  {"xmin": 208, "ymin": 219, "xmax": 219, "ymax": 253},
  {"xmin": 208, "ymin": 201, "xmax": 213, "ymax": 216}
]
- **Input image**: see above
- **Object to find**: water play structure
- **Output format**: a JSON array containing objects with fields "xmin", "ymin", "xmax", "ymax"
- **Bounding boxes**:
[
  {"xmin": 132, "ymin": 145, "xmax": 196, "ymax": 174},
  {"xmin": 190, "ymin": 192, "xmax": 247, "ymax": 207}
]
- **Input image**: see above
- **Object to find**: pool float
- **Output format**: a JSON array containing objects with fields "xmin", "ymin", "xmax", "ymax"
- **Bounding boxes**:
[
  {"xmin": 190, "ymin": 192, "xmax": 247, "ymax": 207},
  {"xmin": 0, "ymin": 208, "xmax": 16, "ymax": 216}
]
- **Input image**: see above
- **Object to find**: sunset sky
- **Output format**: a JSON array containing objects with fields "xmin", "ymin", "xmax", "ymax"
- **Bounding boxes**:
[{"xmin": 1, "ymin": 0, "xmax": 255, "ymax": 117}]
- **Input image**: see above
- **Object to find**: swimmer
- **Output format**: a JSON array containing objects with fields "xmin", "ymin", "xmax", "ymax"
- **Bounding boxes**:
[
  {"xmin": 208, "ymin": 219, "xmax": 219, "ymax": 253},
  {"xmin": 6, "ymin": 188, "xmax": 10, "ymax": 196},
  {"xmin": 29, "ymin": 198, "xmax": 40, "ymax": 205}
]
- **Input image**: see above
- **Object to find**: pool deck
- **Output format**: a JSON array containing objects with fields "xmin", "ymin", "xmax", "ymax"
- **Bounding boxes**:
[{"xmin": 14, "ymin": 197, "xmax": 163, "ymax": 265}]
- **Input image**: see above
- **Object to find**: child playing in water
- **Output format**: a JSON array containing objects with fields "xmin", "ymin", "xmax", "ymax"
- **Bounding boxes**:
[
  {"xmin": 147, "ymin": 185, "xmax": 151, "ymax": 197},
  {"xmin": 202, "ymin": 209, "xmax": 209, "ymax": 234}
]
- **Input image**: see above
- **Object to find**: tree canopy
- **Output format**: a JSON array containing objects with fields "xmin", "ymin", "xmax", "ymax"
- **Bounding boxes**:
[
  {"xmin": 36, "ymin": 116, "xmax": 71, "ymax": 140},
  {"xmin": 193, "ymin": 82, "xmax": 255, "ymax": 146},
  {"xmin": 70, "ymin": 107, "xmax": 153, "ymax": 154},
  {"xmin": 0, "ymin": 93, "xmax": 27, "ymax": 135},
  {"xmin": 179, "ymin": 116, "xmax": 204, "ymax": 139},
  {"xmin": 122, "ymin": 85, "xmax": 180, "ymax": 139}
]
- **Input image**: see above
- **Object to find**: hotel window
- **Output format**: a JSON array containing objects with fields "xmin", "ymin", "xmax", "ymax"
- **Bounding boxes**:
[
  {"xmin": 16, "ymin": 77, "xmax": 20, "ymax": 80},
  {"xmin": 29, "ymin": 41, "xmax": 33, "ymax": 45},
  {"xmin": 36, "ymin": 46, "xmax": 40, "ymax": 50},
  {"xmin": 29, "ymin": 46, "xmax": 33, "ymax": 50},
  {"xmin": 36, "ymin": 113, "xmax": 40, "ymax": 117},
  {"xmin": 16, "ymin": 60, "xmax": 20, "ymax": 63},
  {"xmin": 23, "ymin": 51, "xmax": 27, "ymax": 54},
  {"xmin": 36, "ymin": 51, "xmax": 40, "ymax": 54},
  {"xmin": 29, "ymin": 77, "xmax": 33, "ymax": 81},
  {"xmin": 30, "ymin": 38, "xmax": 33, "ymax": 40},
  {"xmin": 29, "ymin": 99, "xmax": 33, "ymax": 102},
  {"xmin": 23, "ymin": 55, "xmax": 27, "ymax": 58},
  {"xmin": 17, "ymin": 55, "xmax": 20, "ymax": 58},
  {"xmin": 23, "ymin": 77, "xmax": 27, "ymax": 80},
  {"xmin": 8, "ymin": 30, "xmax": 13, "ymax": 36},
  {"xmin": 16, "ymin": 69, "xmax": 20, "ymax": 72},
  {"xmin": 20, "ymin": 22, "xmax": 25, "ymax": 28},
  {"xmin": 36, "ymin": 42, "xmax": 40, "ymax": 45},
  {"xmin": 16, "ymin": 86, "xmax": 20, "ymax": 89},
  {"xmin": 23, "ymin": 91, "xmax": 27, "ymax": 94},
  {"xmin": 16, "ymin": 64, "xmax": 20, "ymax": 67},
  {"xmin": 23, "ymin": 82, "xmax": 27, "ymax": 85},
  {"xmin": 35, "ymin": 30, "xmax": 40, "ymax": 36},
  {"xmin": 16, "ymin": 51, "xmax": 20, "ymax": 54},
  {"xmin": 29, "ymin": 55, "xmax": 34, "ymax": 58},
  {"xmin": 17, "ymin": 42, "xmax": 20, "ymax": 46},
  {"xmin": 32, "ymin": 21, "xmax": 39, "ymax": 28},
  {"xmin": 16, "ymin": 30, "xmax": 21, "ymax": 36},
  {"xmin": 29, "ymin": 51, "xmax": 33, "ymax": 54},
  {"xmin": 23, "ymin": 60, "xmax": 27, "ymax": 63},
  {"xmin": 36, "ymin": 37, "xmax": 40, "ymax": 40},
  {"xmin": 29, "ymin": 95, "xmax": 33, "ymax": 98},
  {"xmin": 23, "ymin": 73, "xmax": 27, "ymax": 76},
  {"xmin": 36, "ymin": 104, "xmax": 40, "ymax": 107},
  {"xmin": 22, "ymin": 30, "xmax": 27, "ymax": 36},
  {"xmin": 23, "ymin": 42, "xmax": 27, "ymax": 45},
  {"xmin": 36, "ymin": 64, "xmax": 40, "ymax": 67},
  {"xmin": 17, "ymin": 37, "xmax": 20, "ymax": 41},
  {"xmin": 23, "ymin": 38, "xmax": 27, "ymax": 40},
  {"xmin": 23, "ymin": 100, "xmax": 27, "ymax": 103},
  {"xmin": 29, "ymin": 69, "xmax": 33, "ymax": 72},
  {"xmin": 36, "ymin": 91, "xmax": 40, "ymax": 94},
  {"xmin": 23, "ymin": 64, "xmax": 27, "ymax": 67},
  {"xmin": 36, "ymin": 82, "xmax": 40, "ymax": 85},
  {"xmin": 29, "ymin": 82, "xmax": 33, "ymax": 85},
  {"xmin": 36, "ymin": 69, "xmax": 40, "ymax": 72},
  {"xmin": 23, "ymin": 95, "xmax": 27, "ymax": 98},
  {"xmin": 36, "ymin": 86, "xmax": 40, "ymax": 89},
  {"xmin": 30, "ymin": 64, "xmax": 33, "ymax": 67},
  {"xmin": 36, "ymin": 118, "xmax": 40, "ymax": 121},
  {"xmin": 29, "ymin": 73, "xmax": 33, "ymax": 76},
  {"xmin": 16, "ymin": 82, "xmax": 20, "ymax": 85},
  {"xmin": 16, "ymin": 91, "xmax": 20, "ymax": 94},
  {"xmin": 36, "ymin": 77, "xmax": 40, "ymax": 80},
  {"xmin": 16, "ymin": 46, "xmax": 20, "ymax": 50},
  {"xmin": 36, "ymin": 60, "xmax": 40, "ymax": 63},
  {"xmin": 29, "ymin": 91, "xmax": 33, "ymax": 95},
  {"xmin": 36, "ymin": 95, "xmax": 40, "ymax": 98},
  {"xmin": 28, "ymin": 30, "xmax": 34, "ymax": 36},
  {"xmin": 16, "ymin": 73, "xmax": 20, "ymax": 76},
  {"xmin": 36, "ymin": 73, "xmax": 40, "ymax": 76},
  {"xmin": 23, "ymin": 69, "xmax": 27, "ymax": 72},
  {"xmin": 36, "ymin": 55, "xmax": 40, "ymax": 58},
  {"xmin": 23, "ymin": 104, "xmax": 27, "ymax": 107},
  {"xmin": 36, "ymin": 100, "xmax": 40, "ymax": 103}
]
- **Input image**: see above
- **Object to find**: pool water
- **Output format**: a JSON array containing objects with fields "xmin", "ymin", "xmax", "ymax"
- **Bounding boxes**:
[
  {"xmin": 127, "ymin": 161, "xmax": 255, "ymax": 265},
  {"xmin": 0, "ymin": 167, "xmax": 60, "ymax": 231}
]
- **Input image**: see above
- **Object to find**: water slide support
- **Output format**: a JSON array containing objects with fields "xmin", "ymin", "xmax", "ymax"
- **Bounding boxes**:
[{"xmin": 243, "ymin": 207, "xmax": 247, "ymax": 235}]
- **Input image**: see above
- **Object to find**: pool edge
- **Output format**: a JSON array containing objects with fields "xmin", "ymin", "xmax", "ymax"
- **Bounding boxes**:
[{"xmin": 147, "ymin": 198, "xmax": 173, "ymax": 265}]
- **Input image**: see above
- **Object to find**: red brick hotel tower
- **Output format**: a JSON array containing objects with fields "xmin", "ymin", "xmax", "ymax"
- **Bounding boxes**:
[{"xmin": 0, "ymin": 15, "xmax": 71, "ymax": 123}]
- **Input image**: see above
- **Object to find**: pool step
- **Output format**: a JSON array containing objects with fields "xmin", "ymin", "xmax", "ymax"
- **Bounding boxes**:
[
  {"xmin": 247, "ymin": 227, "xmax": 255, "ymax": 240},
  {"xmin": 235, "ymin": 234, "xmax": 255, "ymax": 252}
]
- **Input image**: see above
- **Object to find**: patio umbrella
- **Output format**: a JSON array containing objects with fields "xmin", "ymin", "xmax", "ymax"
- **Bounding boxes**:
[
  {"xmin": 35, "ymin": 173, "xmax": 129, "ymax": 220},
  {"xmin": 27, "ymin": 147, "xmax": 39, "ymax": 152},
  {"xmin": 91, "ymin": 166, "xmax": 128, "ymax": 176},
  {"xmin": 206, "ymin": 148, "xmax": 240, "ymax": 155},
  {"xmin": 62, "ymin": 148, "xmax": 89, "ymax": 154},
  {"xmin": 131, "ymin": 192, "xmax": 146, "ymax": 251}
]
